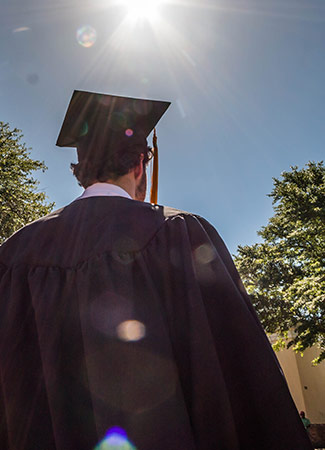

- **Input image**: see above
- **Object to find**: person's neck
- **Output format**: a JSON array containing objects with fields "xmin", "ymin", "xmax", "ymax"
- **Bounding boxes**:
[{"xmin": 102, "ymin": 175, "xmax": 136, "ymax": 200}]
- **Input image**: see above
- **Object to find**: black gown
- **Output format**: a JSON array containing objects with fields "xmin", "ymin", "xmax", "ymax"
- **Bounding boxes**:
[{"xmin": 0, "ymin": 196, "xmax": 312, "ymax": 450}]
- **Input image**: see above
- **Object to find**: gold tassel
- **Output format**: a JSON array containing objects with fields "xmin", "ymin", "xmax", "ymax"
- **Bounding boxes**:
[{"xmin": 150, "ymin": 128, "xmax": 159, "ymax": 204}]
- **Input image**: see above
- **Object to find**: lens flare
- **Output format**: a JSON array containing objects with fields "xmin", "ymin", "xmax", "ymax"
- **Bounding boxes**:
[
  {"xmin": 80, "ymin": 121, "xmax": 89, "ymax": 137},
  {"xmin": 117, "ymin": 320, "xmax": 146, "ymax": 342},
  {"xmin": 125, "ymin": 128, "xmax": 134, "ymax": 137},
  {"xmin": 76, "ymin": 25, "xmax": 97, "ymax": 48},
  {"xmin": 94, "ymin": 427, "xmax": 136, "ymax": 450},
  {"xmin": 12, "ymin": 27, "xmax": 30, "ymax": 33},
  {"xmin": 194, "ymin": 244, "xmax": 216, "ymax": 265},
  {"xmin": 26, "ymin": 73, "xmax": 39, "ymax": 85}
]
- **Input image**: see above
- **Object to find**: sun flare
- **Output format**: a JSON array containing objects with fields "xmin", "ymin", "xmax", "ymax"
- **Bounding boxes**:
[{"xmin": 123, "ymin": 0, "xmax": 161, "ymax": 22}]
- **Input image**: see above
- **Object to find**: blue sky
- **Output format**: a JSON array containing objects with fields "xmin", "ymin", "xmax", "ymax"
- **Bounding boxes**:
[{"xmin": 1, "ymin": 0, "xmax": 324, "ymax": 253}]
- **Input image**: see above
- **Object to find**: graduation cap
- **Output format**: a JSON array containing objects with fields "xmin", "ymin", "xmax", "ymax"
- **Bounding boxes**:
[{"xmin": 56, "ymin": 90, "xmax": 171, "ymax": 204}]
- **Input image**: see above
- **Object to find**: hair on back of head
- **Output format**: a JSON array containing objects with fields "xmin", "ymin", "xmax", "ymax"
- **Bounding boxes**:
[{"xmin": 71, "ymin": 133, "xmax": 153, "ymax": 188}]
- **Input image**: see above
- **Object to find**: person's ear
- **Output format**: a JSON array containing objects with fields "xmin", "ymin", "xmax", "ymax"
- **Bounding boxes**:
[{"xmin": 134, "ymin": 154, "xmax": 144, "ymax": 181}]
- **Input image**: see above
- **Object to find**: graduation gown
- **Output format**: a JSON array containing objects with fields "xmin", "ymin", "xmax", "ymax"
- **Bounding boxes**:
[{"xmin": 0, "ymin": 196, "xmax": 312, "ymax": 450}]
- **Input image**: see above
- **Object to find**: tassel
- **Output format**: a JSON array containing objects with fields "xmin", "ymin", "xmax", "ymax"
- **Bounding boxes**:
[{"xmin": 150, "ymin": 128, "xmax": 158, "ymax": 204}]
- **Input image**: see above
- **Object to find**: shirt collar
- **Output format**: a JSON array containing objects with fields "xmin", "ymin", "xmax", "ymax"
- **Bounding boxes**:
[{"xmin": 76, "ymin": 182, "xmax": 133, "ymax": 201}]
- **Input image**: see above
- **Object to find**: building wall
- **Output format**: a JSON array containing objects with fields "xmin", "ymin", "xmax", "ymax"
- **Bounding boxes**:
[
  {"xmin": 276, "ymin": 347, "xmax": 306, "ymax": 413},
  {"xmin": 275, "ymin": 346, "xmax": 325, "ymax": 423},
  {"xmin": 295, "ymin": 347, "xmax": 325, "ymax": 423}
]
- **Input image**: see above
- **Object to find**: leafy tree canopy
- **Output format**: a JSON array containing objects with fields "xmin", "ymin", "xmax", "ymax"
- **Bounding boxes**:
[
  {"xmin": 235, "ymin": 161, "xmax": 325, "ymax": 364},
  {"xmin": 0, "ymin": 122, "xmax": 54, "ymax": 244}
]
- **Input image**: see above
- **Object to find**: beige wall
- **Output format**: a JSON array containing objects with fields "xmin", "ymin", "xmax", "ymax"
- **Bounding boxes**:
[
  {"xmin": 276, "ymin": 347, "xmax": 306, "ymax": 413},
  {"xmin": 275, "ymin": 346, "xmax": 325, "ymax": 423}
]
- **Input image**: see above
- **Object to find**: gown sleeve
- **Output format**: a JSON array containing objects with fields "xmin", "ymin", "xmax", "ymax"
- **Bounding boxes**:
[
  {"xmin": 143, "ymin": 213, "xmax": 313, "ymax": 450},
  {"xmin": 0, "ymin": 263, "xmax": 57, "ymax": 450}
]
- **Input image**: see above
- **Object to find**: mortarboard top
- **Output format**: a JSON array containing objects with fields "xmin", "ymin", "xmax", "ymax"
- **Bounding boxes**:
[{"xmin": 56, "ymin": 90, "xmax": 170, "ymax": 149}]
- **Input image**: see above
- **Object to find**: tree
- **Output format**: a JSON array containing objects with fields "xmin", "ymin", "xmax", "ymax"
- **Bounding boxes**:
[
  {"xmin": 235, "ymin": 161, "xmax": 325, "ymax": 364},
  {"xmin": 0, "ymin": 122, "xmax": 54, "ymax": 244}
]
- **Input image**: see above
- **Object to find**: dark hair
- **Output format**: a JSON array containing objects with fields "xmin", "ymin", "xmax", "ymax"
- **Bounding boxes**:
[{"xmin": 71, "ymin": 134, "xmax": 153, "ymax": 188}]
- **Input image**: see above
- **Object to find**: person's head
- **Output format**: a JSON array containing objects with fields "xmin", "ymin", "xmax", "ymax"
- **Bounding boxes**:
[
  {"xmin": 70, "ymin": 131, "xmax": 153, "ymax": 201},
  {"xmin": 300, "ymin": 411, "xmax": 305, "ymax": 418}
]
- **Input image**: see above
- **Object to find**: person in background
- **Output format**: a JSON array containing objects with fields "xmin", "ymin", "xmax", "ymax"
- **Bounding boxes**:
[{"xmin": 300, "ymin": 411, "xmax": 312, "ymax": 430}]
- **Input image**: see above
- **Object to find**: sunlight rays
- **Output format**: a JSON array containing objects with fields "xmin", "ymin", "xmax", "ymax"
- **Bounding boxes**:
[
  {"xmin": 122, "ymin": 0, "xmax": 162, "ymax": 22},
  {"xmin": 73, "ymin": 0, "xmax": 215, "ymax": 122},
  {"xmin": 74, "ymin": 0, "xmax": 295, "ymax": 124}
]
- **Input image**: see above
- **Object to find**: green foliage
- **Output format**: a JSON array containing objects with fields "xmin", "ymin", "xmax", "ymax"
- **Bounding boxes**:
[
  {"xmin": 235, "ymin": 162, "xmax": 325, "ymax": 364},
  {"xmin": 0, "ymin": 122, "xmax": 54, "ymax": 244}
]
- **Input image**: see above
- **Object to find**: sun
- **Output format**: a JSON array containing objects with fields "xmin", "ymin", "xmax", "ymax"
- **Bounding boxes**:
[{"xmin": 123, "ymin": 0, "xmax": 161, "ymax": 22}]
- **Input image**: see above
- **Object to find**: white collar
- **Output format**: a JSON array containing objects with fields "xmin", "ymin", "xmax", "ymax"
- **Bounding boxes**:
[{"xmin": 76, "ymin": 183, "xmax": 133, "ymax": 201}]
